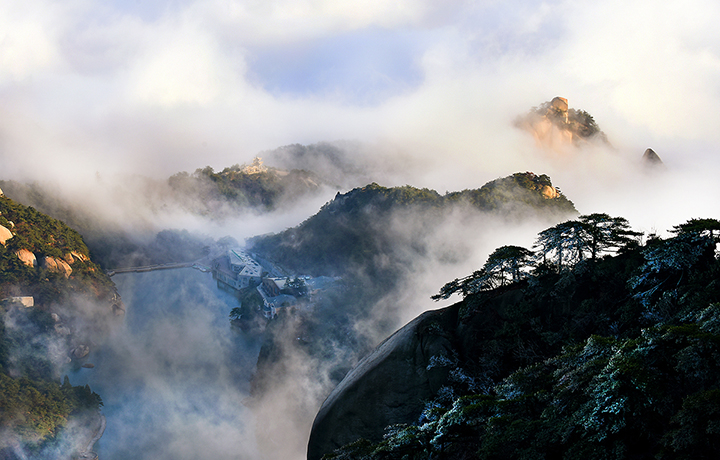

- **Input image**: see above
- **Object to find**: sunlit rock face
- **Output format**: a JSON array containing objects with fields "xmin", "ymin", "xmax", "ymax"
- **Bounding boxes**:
[
  {"xmin": 530, "ymin": 117, "xmax": 575, "ymax": 148},
  {"xmin": 42, "ymin": 256, "xmax": 73, "ymax": 278},
  {"xmin": 549, "ymin": 96, "xmax": 569, "ymax": 122},
  {"xmin": 0, "ymin": 225, "xmax": 12, "ymax": 245},
  {"xmin": 540, "ymin": 185, "xmax": 559, "ymax": 199},
  {"xmin": 516, "ymin": 97, "xmax": 608, "ymax": 150},
  {"xmin": 64, "ymin": 251, "xmax": 89, "ymax": 264},
  {"xmin": 15, "ymin": 248, "xmax": 37, "ymax": 267}
]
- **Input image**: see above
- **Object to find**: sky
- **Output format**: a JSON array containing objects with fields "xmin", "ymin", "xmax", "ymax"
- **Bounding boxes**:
[{"xmin": 1, "ymin": 0, "xmax": 719, "ymax": 231}]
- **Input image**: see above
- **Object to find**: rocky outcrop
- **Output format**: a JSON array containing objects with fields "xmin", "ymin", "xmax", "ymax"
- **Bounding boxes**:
[
  {"xmin": 242, "ymin": 156, "xmax": 268, "ymax": 175},
  {"xmin": 64, "ymin": 251, "xmax": 89, "ymax": 264},
  {"xmin": 42, "ymin": 256, "xmax": 73, "ymax": 278},
  {"xmin": 642, "ymin": 148, "xmax": 665, "ymax": 168},
  {"xmin": 549, "ymin": 96, "xmax": 569, "ymax": 122},
  {"xmin": 16, "ymin": 249, "xmax": 37, "ymax": 267},
  {"xmin": 540, "ymin": 185, "xmax": 559, "ymax": 199},
  {"xmin": 307, "ymin": 288, "xmax": 530, "ymax": 460},
  {"xmin": 516, "ymin": 97, "xmax": 608, "ymax": 149},
  {"xmin": 71, "ymin": 344, "xmax": 90, "ymax": 359},
  {"xmin": 0, "ymin": 225, "xmax": 12, "ymax": 245},
  {"xmin": 2, "ymin": 296, "xmax": 34, "ymax": 308},
  {"xmin": 307, "ymin": 305, "xmax": 460, "ymax": 460}
]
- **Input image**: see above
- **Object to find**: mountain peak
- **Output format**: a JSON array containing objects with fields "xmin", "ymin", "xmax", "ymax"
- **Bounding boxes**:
[
  {"xmin": 642, "ymin": 148, "xmax": 665, "ymax": 167},
  {"xmin": 516, "ymin": 97, "xmax": 609, "ymax": 149}
]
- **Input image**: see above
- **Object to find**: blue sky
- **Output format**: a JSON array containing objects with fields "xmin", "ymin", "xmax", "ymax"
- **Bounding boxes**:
[{"xmin": 245, "ymin": 26, "xmax": 428, "ymax": 104}]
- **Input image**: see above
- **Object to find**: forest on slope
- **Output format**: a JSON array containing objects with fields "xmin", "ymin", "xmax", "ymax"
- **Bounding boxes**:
[
  {"xmin": 0, "ymin": 194, "xmax": 112, "ymax": 458},
  {"xmin": 313, "ymin": 217, "xmax": 720, "ymax": 460},
  {"xmin": 249, "ymin": 172, "xmax": 575, "ymax": 278}
]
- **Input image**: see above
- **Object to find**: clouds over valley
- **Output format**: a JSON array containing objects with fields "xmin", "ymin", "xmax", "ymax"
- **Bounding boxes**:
[{"xmin": 2, "ymin": 2, "xmax": 720, "ymax": 460}]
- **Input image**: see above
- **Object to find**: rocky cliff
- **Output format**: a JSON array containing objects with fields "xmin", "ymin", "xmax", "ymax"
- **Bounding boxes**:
[
  {"xmin": 642, "ymin": 147, "xmax": 665, "ymax": 169},
  {"xmin": 307, "ymin": 304, "xmax": 460, "ymax": 459}
]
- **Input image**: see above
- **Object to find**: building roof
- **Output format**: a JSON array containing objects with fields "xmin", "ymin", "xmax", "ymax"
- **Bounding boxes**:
[
  {"xmin": 266, "ymin": 277, "xmax": 287, "ymax": 290},
  {"xmin": 228, "ymin": 249, "xmax": 262, "ymax": 278}
]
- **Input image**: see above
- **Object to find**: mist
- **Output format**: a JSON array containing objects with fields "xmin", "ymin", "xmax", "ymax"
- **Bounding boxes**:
[
  {"xmin": 2, "ymin": 1, "xmax": 720, "ymax": 459},
  {"xmin": 71, "ymin": 269, "xmax": 264, "ymax": 460},
  {"xmin": 3, "ymin": 0, "xmax": 719, "ymax": 242}
]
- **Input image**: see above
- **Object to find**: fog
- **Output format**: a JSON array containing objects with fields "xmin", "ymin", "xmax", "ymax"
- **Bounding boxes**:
[
  {"xmin": 72, "ymin": 269, "xmax": 264, "ymax": 460},
  {"xmin": 2, "ymin": 0, "xmax": 720, "ymax": 459},
  {"xmin": 3, "ymin": 0, "xmax": 719, "ymax": 240}
]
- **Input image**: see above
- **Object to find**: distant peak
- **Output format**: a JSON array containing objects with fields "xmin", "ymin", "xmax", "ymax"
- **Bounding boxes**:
[
  {"xmin": 642, "ymin": 148, "xmax": 665, "ymax": 168},
  {"xmin": 515, "ymin": 97, "xmax": 609, "ymax": 149},
  {"xmin": 551, "ymin": 96, "xmax": 568, "ymax": 110}
]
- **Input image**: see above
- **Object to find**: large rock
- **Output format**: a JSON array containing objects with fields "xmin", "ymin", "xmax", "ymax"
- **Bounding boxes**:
[
  {"xmin": 0, "ymin": 225, "xmax": 12, "ymax": 245},
  {"xmin": 540, "ymin": 185, "xmax": 559, "ymax": 199},
  {"xmin": 64, "ymin": 251, "xmax": 89, "ymax": 264},
  {"xmin": 307, "ymin": 305, "xmax": 459, "ymax": 460},
  {"xmin": 550, "ymin": 96, "xmax": 569, "ymax": 122},
  {"xmin": 72, "ymin": 344, "xmax": 90, "ymax": 359},
  {"xmin": 42, "ymin": 256, "xmax": 73, "ymax": 278},
  {"xmin": 307, "ymin": 288, "xmax": 528, "ymax": 460},
  {"xmin": 15, "ymin": 249, "xmax": 37, "ymax": 267}
]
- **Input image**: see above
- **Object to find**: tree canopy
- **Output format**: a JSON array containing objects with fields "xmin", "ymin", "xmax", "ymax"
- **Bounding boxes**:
[
  {"xmin": 331, "ymin": 214, "xmax": 720, "ymax": 460},
  {"xmin": 435, "ymin": 214, "xmax": 640, "ymax": 301},
  {"xmin": 432, "ymin": 246, "xmax": 534, "ymax": 300},
  {"xmin": 671, "ymin": 218, "xmax": 720, "ymax": 242}
]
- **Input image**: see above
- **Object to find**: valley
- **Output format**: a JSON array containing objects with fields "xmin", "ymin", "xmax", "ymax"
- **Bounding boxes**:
[{"xmin": 0, "ymin": 94, "xmax": 718, "ymax": 460}]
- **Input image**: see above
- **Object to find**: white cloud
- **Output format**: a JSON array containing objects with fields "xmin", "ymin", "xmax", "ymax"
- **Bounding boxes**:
[
  {"xmin": 125, "ymin": 21, "xmax": 246, "ymax": 107},
  {"xmin": 3, "ymin": 2, "xmax": 720, "ymax": 459},
  {"xmin": 560, "ymin": 0, "xmax": 720, "ymax": 142},
  {"xmin": 190, "ymin": 0, "xmax": 439, "ymax": 45},
  {"xmin": 0, "ymin": 0, "xmax": 64, "ymax": 82},
  {"xmin": 1, "ymin": 0, "xmax": 719, "ymax": 222}
]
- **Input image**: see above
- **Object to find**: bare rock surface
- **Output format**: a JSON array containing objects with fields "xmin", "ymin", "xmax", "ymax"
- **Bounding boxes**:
[
  {"xmin": 15, "ymin": 248, "xmax": 37, "ymax": 267},
  {"xmin": 307, "ymin": 305, "xmax": 459, "ymax": 460},
  {"xmin": 42, "ymin": 256, "xmax": 73, "ymax": 277},
  {"xmin": 0, "ymin": 225, "xmax": 12, "ymax": 245},
  {"xmin": 642, "ymin": 148, "xmax": 665, "ymax": 168}
]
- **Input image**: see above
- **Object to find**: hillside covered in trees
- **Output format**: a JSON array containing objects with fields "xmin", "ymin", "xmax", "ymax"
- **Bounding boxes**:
[
  {"xmin": 168, "ymin": 157, "xmax": 325, "ymax": 213},
  {"xmin": 0, "ymin": 193, "xmax": 112, "ymax": 458},
  {"xmin": 249, "ymin": 172, "xmax": 576, "ymax": 278},
  {"xmin": 310, "ymin": 217, "xmax": 720, "ymax": 460}
]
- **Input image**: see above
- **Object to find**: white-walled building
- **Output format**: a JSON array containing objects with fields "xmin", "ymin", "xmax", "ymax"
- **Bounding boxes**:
[
  {"xmin": 257, "ymin": 278, "xmax": 297, "ymax": 319},
  {"xmin": 213, "ymin": 249, "xmax": 263, "ymax": 290}
]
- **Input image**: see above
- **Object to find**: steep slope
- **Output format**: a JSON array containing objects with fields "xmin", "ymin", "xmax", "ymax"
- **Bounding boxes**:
[
  {"xmin": 0, "ymin": 193, "xmax": 120, "ymax": 313},
  {"xmin": 0, "ymin": 191, "xmax": 117, "ymax": 458},
  {"xmin": 0, "ymin": 180, "xmax": 229, "ymax": 268},
  {"xmin": 248, "ymin": 172, "xmax": 576, "ymax": 395},
  {"xmin": 246, "ymin": 173, "xmax": 576, "ymax": 458},
  {"xmin": 309, "ymin": 219, "xmax": 720, "ymax": 460}
]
